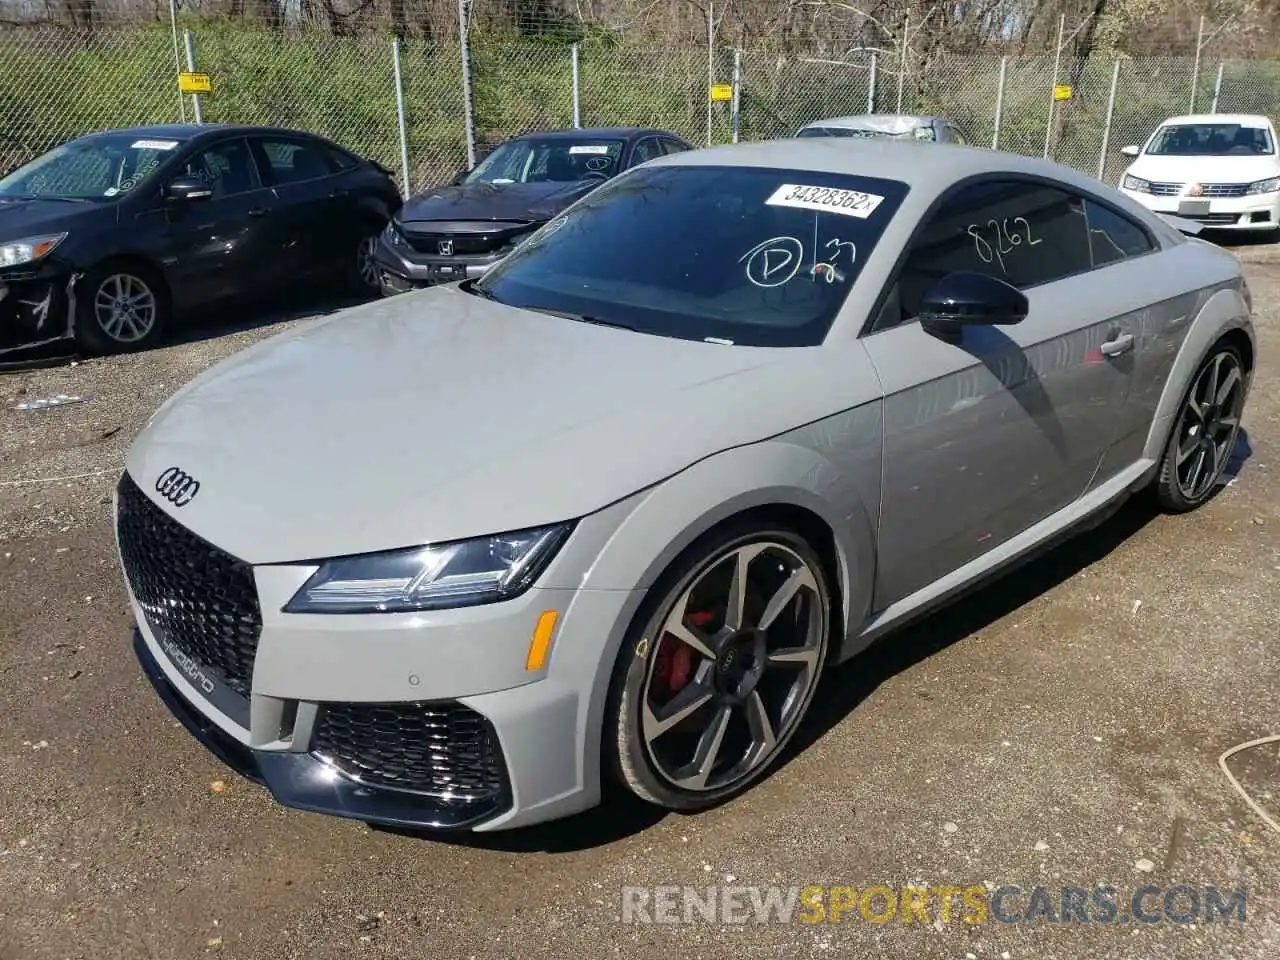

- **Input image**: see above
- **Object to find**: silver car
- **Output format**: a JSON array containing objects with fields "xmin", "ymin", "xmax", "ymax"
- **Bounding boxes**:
[
  {"xmin": 116, "ymin": 137, "xmax": 1255, "ymax": 832},
  {"xmin": 797, "ymin": 113, "xmax": 971, "ymax": 144}
]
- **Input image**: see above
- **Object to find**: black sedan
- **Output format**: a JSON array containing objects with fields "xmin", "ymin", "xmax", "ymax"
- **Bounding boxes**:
[
  {"xmin": 374, "ymin": 126, "xmax": 693, "ymax": 294},
  {"xmin": 0, "ymin": 123, "xmax": 401, "ymax": 357}
]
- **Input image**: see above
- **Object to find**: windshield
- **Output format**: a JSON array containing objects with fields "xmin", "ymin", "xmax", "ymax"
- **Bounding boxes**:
[
  {"xmin": 1146, "ymin": 123, "xmax": 1276, "ymax": 156},
  {"xmin": 463, "ymin": 138, "xmax": 625, "ymax": 185},
  {"xmin": 0, "ymin": 133, "xmax": 184, "ymax": 200},
  {"xmin": 473, "ymin": 165, "xmax": 909, "ymax": 347}
]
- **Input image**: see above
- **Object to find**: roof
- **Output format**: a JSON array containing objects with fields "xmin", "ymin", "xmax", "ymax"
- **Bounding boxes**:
[
  {"xmin": 1159, "ymin": 113, "xmax": 1274, "ymax": 127},
  {"xmin": 76, "ymin": 122, "xmax": 344, "ymax": 142},
  {"xmin": 510, "ymin": 127, "xmax": 672, "ymax": 141},
  {"xmin": 801, "ymin": 114, "xmax": 947, "ymax": 134}
]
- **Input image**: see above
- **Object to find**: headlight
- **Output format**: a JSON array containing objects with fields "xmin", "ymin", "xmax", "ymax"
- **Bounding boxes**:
[
  {"xmin": 283, "ymin": 522, "xmax": 575, "ymax": 614},
  {"xmin": 1121, "ymin": 175, "xmax": 1150, "ymax": 193},
  {"xmin": 1246, "ymin": 176, "xmax": 1280, "ymax": 195},
  {"xmin": 382, "ymin": 221, "xmax": 407, "ymax": 249},
  {"xmin": 0, "ymin": 232, "xmax": 67, "ymax": 268}
]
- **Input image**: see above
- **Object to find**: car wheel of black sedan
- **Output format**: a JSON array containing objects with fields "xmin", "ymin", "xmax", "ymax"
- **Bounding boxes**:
[
  {"xmin": 608, "ymin": 521, "xmax": 831, "ymax": 812},
  {"xmin": 1154, "ymin": 340, "xmax": 1247, "ymax": 512},
  {"xmin": 74, "ymin": 261, "xmax": 171, "ymax": 356},
  {"xmin": 347, "ymin": 232, "xmax": 382, "ymax": 295}
]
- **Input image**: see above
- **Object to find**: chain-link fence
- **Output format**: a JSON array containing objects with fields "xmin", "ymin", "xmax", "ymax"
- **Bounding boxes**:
[{"xmin": 3, "ymin": 23, "xmax": 1280, "ymax": 197}]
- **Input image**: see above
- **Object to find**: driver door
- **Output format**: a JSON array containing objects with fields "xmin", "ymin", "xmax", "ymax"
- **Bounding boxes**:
[{"xmin": 861, "ymin": 179, "xmax": 1138, "ymax": 610}]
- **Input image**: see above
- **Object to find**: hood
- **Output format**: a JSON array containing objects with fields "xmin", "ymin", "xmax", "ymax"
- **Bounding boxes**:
[
  {"xmin": 0, "ymin": 197, "xmax": 103, "ymax": 240},
  {"xmin": 398, "ymin": 179, "xmax": 600, "ymax": 225},
  {"xmin": 125, "ymin": 286, "xmax": 857, "ymax": 564},
  {"xmin": 1126, "ymin": 153, "xmax": 1280, "ymax": 185}
]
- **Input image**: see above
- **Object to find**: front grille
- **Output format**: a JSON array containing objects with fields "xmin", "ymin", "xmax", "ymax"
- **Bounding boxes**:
[
  {"xmin": 403, "ymin": 231, "xmax": 507, "ymax": 256},
  {"xmin": 1201, "ymin": 183, "xmax": 1250, "ymax": 198},
  {"xmin": 311, "ymin": 701, "xmax": 508, "ymax": 803},
  {"xmin": 1186, "ymin": 213, "xmax": 1241, "ymax": 225},
  {"xmin": 115, "ymin": 472, "xmax": 262, "ymax": 701},
  {"xmin": 1148, "ymin": 181, "xmax": 1183, "ymax": 196}
]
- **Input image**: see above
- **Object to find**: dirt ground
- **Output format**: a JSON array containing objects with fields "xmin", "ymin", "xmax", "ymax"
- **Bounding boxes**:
[{"xmin": 1, "ymin": 248, "xmax": 1278, "ymax": 960}]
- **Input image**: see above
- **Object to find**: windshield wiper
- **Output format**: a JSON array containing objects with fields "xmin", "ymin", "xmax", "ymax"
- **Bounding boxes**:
[
  {"xmin": 465, "ymin": 281, "xmax": 505, "ymax": 304},
  {"xmin": 5, "ymin": 195, "xmax": 94, "ymax": 203}
]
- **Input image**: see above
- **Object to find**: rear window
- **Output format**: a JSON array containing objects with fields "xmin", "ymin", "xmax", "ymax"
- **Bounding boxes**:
[{"xmin": 473, "ymin": 165, "xmax": 909, "ymax": 347}]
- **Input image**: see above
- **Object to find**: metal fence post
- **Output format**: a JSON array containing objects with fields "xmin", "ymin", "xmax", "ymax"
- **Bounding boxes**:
[
  {"xmin": 992, "ymin": 56, "xmax": 1007, "ymax": 150},
  {"xmin": 167, "ymin": 0, "xmax": 186, "ymax": 122},
  {"xmin": 1043, "ymin": 14, "xmax": 1064, "ymax": 159},
  {"xmin": 895, "ymin": 13, "xmax": 908, "ymax": 113},
  {"xmin": 182, "ymin": 30, "xmax": 202, "ymax": 124},
  {"xmin": 730, "ymin": 48, "xmax": 742, "ymax": 143},
  {"xmin": 706, "ymin": 1, "xmax": 715, "ymax": 146},
  {"xmin": 1097, "ymin": 60, "xmax": 1121, "ymax": 181},
  {"xmin": 1210, "ymin": 62, "xmax": 1225, "ymax": 113},
  {"xmin": 571, "ymin": 43, "xmax": 581, "ymax": 128},
  {"xmin": 457, "ymin": 0, "xmax": 477, "ymax": 169},
  {"xmin": 1189, "ymin": 15, "xmax": 1205, "ymax": 113},
  {"xmin": 867, "ymin": 53, "xmax": 877, "ymax": 113},
  {"xmin": 392, "ymin": 38, "xmax": 412, "ymax": 196}
]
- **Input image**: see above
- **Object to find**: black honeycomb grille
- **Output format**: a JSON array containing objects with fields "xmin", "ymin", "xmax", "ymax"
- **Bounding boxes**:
[
  {"xmin": 116, "ymin": 472, "xmax": 262, "ymax": 701},
  {"xmin": 311, "ymin": 702, "xmax": 508, "ymax": 802}
]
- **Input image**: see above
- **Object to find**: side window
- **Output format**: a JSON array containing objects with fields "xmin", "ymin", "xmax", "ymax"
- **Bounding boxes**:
[
  {"xmin": 325, "ymin": 146, "xmax": 358, "ymax": 171},
  {"xmin": 893, "ymin": 180, "xmax": 1092, "ymax": 323},
  {"xmin": 255, "ymin": 137, "xmax": 337, "ymax": 185},
  {"xmin": 179, "ymin": 139, "xmax": 259, "ymax": 198},
  {"xmin": 1084, "ymin": 198, "xmax": 1155, "ymax": 267},
  {"xmin": 631, "ymin": 138, "xmax": 664, "ymax": 166},
  {"xmin": 660, "ymin": 138, "xmax": 691, "ymax": 155}
]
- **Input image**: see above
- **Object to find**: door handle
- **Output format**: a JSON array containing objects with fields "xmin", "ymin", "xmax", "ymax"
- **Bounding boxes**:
[
  {"xmin": 247, "ymin": 207, "xmax": 268, "ymax": 217},
  {"xmin": 1099, "ymin": 333, "xmax": 1134, "ymax": 358}
]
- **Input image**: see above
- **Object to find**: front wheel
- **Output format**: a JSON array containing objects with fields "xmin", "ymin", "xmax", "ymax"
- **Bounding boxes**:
[
  {"xmin": 607, "ymin": 523, "xmax": 832, "ymax": 812},
  {"xmin": 73, "ymin": 262, "xmax": 171, "ymax": 355},
  {"xmin": 1154, "ymin": 342, "xmax": 1247, "ymax": 512}
]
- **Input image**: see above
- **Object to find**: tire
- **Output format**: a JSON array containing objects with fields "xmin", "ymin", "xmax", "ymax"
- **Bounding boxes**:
[
  {"xmin": 606, "ymin": 521, "xmax": 832, "ymax": 812},
  {"xmin": 73, "ymin": 260, "xmax": 171, "ymax": 356},
  {"xmin": 345, "ymin": 229, "xmax": 383, "ymax": 296},
  {"xmin": 1154, "ymin": 341, "xmax": 1247, "ymax": 512}
]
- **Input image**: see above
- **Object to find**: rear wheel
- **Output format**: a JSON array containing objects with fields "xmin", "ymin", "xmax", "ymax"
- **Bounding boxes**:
[
  {"xmin": 73, "ymin": 261, "xmax": 170, "ymax": 355},
  {"xmin": 607, "ymin": 523, "xmax": 831, "ymax": 811},
  {"xmin": 1154, "ymin": 342, "xmax": 1246, "ymax": 512}
]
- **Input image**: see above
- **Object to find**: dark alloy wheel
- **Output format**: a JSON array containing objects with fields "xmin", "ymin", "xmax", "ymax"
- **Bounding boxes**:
[
  {"xmin": 608, "ymin": 524, "xmax": 831, "ymax": 810},
  {"xmin": 1155, "ymin": 342, "xmax": 1247, "ymax": 512}
]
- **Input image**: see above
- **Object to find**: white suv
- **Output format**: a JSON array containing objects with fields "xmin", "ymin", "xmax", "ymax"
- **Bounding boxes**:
[{"xmin": 1116, "ymin": 113, "xmax": 1280, "ymax": 235}]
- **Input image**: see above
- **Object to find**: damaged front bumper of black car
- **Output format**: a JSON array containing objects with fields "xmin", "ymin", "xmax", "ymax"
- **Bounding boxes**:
[{"xmin": 0, "ymin": 262, "xmax": 79, "ymax": 361}]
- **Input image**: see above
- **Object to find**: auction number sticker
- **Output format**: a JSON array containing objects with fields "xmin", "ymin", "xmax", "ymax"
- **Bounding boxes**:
[
  {"xmin": 766, "ymin": 183, "xmax": 884, "ymax": 219},
  {"xmin": 569, "ymin": 144, "xmax": 610, "ymax": 155},
  {"xmin": 132, "ymin": 139, "xmax": 180, "ymax": 151}
]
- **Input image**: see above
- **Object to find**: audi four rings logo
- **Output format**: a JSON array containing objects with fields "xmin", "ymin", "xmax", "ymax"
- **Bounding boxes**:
[{"xmin": 155, "ymin": 466, "xmax": 200, "ymax": 506}]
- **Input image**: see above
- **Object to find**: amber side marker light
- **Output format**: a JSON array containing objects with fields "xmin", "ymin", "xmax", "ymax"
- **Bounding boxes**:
[{"xmin": 526, "ymin": 610, "xmax": 560, "ymax": 671}]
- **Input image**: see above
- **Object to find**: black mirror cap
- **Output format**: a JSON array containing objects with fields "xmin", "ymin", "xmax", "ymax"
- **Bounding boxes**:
[
  {"xmin": 919, "ymin": 270, "xmax": 1029, "ymax": 330},
  {"xmin": 166, "ymin": 176, "xmax": 214, "ymax": 202}
]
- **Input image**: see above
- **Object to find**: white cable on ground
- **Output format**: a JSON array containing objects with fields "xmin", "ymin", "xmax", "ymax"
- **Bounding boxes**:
[
  {"xmin": 0, "ymin": 467, "xmax": 118, "ymax": 487},
  {"xmin": 1218, "ymin": 735, "xmax": 1280, "ymax": 835}
]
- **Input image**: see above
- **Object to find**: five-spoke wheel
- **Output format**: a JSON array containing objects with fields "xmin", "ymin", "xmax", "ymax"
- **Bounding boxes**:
[{"xmin": 610, "ymin": 525, "xmax": 831, "ymax": 810}]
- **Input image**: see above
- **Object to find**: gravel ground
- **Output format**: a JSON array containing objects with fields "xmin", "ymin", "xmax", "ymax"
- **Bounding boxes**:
[{"xmin": 1, "ymin": 247, "xmax": 1279, "ymax": 960}]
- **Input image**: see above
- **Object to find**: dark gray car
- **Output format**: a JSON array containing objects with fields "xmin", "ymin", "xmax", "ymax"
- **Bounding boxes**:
[{"xmin": 798, "ymin": 113, "xmax": 971, "ymax": 144}]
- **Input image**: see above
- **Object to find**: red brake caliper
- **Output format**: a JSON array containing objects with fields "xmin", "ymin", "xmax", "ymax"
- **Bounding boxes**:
[{"xmin": 653, "ymin": 610, "xmax": 716, "ymax": 701}]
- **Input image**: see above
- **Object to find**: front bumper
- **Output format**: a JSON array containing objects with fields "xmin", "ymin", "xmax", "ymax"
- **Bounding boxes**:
[
  {"xmin": 117, "ymin": 471, "xmax": 640, "ymax": 832},
  {"xmin": 0, "ymin": 260, "xmax": 73, "ymax": 356},
  {"xmin": 373, "ymin": 236, "xmax": 502, "ymax": 295},
  {"xmin": 1120, "ymin": 186, "xmax": 1280, "ymax": 230}
]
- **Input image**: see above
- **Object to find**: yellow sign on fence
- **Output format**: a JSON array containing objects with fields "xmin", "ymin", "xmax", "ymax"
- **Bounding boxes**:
[
  {"xmin": 178, "ymin": 72, "xmax": 212, "ymax": 94},
  {"xmin": 1053, "ymin": 84, "xmax": 1073, "ymax": 101},
  {"xmin": 710, "ymin": 83, "xmax": 734, "ymax": 102}
]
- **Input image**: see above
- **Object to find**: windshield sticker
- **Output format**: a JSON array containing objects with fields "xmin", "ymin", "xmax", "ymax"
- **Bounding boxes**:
[
  {"xmin": 131, "ymin": 139, "xmax": 180, "ymax": 151},
  {"xmin": 766, "ymin": 183, "xmax": 884, "ymax": 219},
  {"xmin": 103, "ymin": 187, "xmax": 119, "ymax": 197},
  {"xmin": 569, "ymin": 145, "xmax": 610, "ymax": 155},
  {"xmin": 1240, "ymin": 117, "xmax": 1268, "ymax": 128}
]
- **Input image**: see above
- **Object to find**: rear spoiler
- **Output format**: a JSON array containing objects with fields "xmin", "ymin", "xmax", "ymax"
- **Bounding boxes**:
[{"xmin": 1156, "ymin": 213, "xmax": 1205, "ymax": 237}]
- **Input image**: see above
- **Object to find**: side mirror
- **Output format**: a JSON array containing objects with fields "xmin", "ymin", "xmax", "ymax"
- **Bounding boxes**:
[
  {"xmin": 1120, "ymin": 145, "xmax": 1140, "ymax": 157},
  {"xmin": 166, "ymin": 175, "xmax": 213, "ymax": 202},
  {"xmin": 919, "ymin": 271, "xmax": 1028, "ymax": 342}
]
